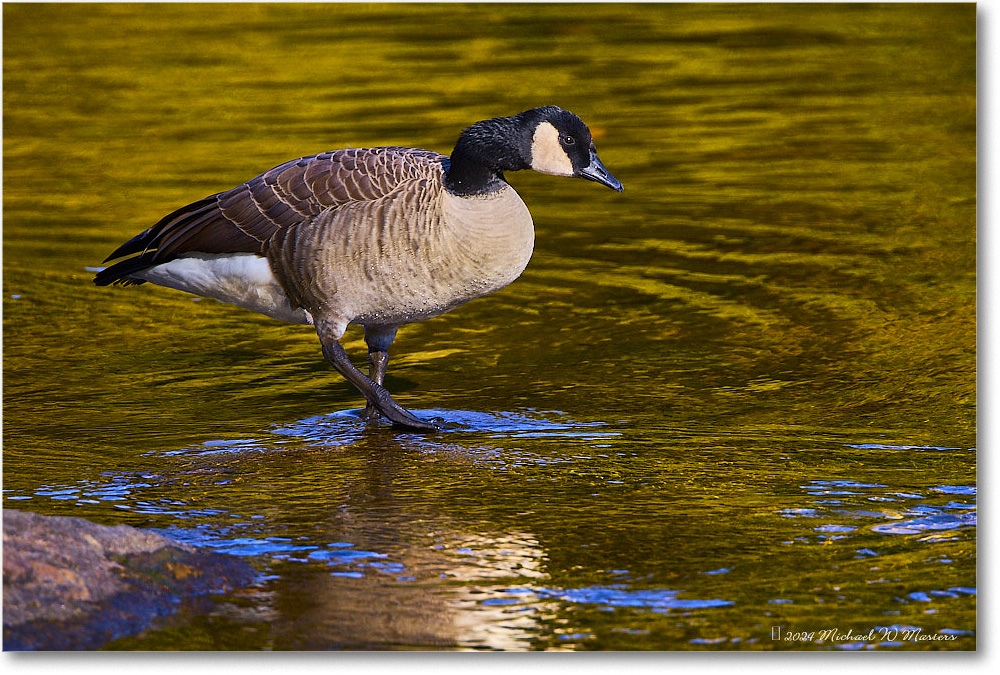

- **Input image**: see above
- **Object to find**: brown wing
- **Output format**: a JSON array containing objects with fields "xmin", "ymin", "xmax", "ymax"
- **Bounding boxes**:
[{"xmin": 95, "ymin": 147, "xmax": 447, "ymax": 285}]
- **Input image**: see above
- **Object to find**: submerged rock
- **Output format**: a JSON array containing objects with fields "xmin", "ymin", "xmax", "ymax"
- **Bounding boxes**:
[{"xmin": 3, "ymin": 509, "xmax": 257, "ymax": 650}]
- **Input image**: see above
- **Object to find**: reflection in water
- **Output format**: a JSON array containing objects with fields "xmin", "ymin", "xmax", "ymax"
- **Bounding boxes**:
[
  {"xmin": 142, "ymin": 410, "xmax": 594, "ymax": 649},
  {"xmin": 870, "ymin": 513, "xmax": 977, "ymax": 537},
  {"xmin": 530, "ymin": 586, "xmax": 733, "ymax": 610},
  {"xmin": 3, "ymin": 406, "xmax": 977, "ymax": 649},
  {"xmin": 275, "ymin": 408, "xmax": 617, "ymax": 441},
  {"xmin": 778, "ymin": 479, "xmax": 977, "ymax": 541},
  {"xmin": 273, "ymin": 408, "xmax": 623, "ymax": 474}
]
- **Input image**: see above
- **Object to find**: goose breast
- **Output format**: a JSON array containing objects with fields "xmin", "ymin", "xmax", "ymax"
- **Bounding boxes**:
[{"xmin": 266, "ymin": 173, "xmax": 534, "ymax": 328}]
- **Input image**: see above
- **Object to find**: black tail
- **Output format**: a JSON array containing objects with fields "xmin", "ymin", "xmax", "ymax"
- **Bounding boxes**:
[
  {"xmin": 93, "ymin": 196, "xmax": 219, "ymax": 287},
  {"xmin": 92, "ymin": 254, "xmax": 159, "ymax": 286}
]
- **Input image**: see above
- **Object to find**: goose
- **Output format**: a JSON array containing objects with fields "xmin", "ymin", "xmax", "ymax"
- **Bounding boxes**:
[{"xmin": 94, "ymin": 106, "xmax": 623, "ymax": 431}]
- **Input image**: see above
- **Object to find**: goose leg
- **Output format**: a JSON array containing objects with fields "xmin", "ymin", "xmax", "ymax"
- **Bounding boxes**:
[
  {"xmin": 362, "ymin": 326, "xmax": 396, "ymax": 422},
  {"xmin": 316, "ymin": 319, "xmax": 436, "ymax": 432},
  {"xmin": 362, "ymin": 352, "xmax": 389, "ymax": 421}
]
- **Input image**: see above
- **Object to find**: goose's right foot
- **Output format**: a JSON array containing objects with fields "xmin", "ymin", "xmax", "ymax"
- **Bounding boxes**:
[{"xmin": 369, "ymin": 395, "xmax": 438, "ymax": 431}]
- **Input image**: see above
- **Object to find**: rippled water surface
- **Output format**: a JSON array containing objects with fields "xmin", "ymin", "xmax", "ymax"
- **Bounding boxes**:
[{"xmin": 2, "ymin": 3, "xmax": 975, "ymax": 650}]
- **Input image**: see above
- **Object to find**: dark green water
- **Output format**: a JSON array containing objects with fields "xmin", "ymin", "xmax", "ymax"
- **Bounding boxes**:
[{"xmin": 3, "ymin": 3, "xmax": 975, "ymax": 650}]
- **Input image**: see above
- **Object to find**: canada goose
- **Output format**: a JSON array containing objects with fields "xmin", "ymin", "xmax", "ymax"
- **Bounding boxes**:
[{"xmin": 95, "ymin": 106, "xmax": 623, "ymax": 431}]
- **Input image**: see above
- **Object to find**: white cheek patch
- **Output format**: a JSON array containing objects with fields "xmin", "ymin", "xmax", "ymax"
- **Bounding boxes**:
[{"xmin": 530, "ymin": 121, "xmax": 575, "ymax": 176}]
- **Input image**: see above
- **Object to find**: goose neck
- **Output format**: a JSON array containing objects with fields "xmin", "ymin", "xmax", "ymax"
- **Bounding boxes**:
[{"xmin": 444, "ymin": 116, "xmax": 530, "ymax": 197}]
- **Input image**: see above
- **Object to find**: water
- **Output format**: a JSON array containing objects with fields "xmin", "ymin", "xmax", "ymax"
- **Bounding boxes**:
[{"xmin": 2, "ymin": 3, "xmax": 975, "ymax": 650}]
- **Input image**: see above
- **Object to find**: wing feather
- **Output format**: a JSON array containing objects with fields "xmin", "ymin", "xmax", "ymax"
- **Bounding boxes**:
[{"xmin": 95, "ymin": 147, "xmax": 447, "ymax": 286}]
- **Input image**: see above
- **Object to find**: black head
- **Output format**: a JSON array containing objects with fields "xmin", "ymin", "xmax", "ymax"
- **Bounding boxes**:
[
  {"xmin": 445, "ymin": 106, "xmax": 623, "ymax": 196},
  {"xmin": 515, "ymin": 107, "xmax": 622, "ymax": 190}
]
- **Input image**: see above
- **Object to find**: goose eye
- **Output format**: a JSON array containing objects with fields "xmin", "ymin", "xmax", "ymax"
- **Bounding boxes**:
[{"xmin": 562, "ymin": 135, "xmax": 576, "ymax": 146}]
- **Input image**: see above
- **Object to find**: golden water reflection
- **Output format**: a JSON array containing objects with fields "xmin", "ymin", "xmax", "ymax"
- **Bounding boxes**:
[{"xmin": 3, "ymin": 2, "xmax": 975, "ymax": 650}]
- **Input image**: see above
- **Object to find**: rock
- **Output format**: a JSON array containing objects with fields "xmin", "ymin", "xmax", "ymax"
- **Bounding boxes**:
[{"xmin": 3, "ymin": 509, "xmax": 257, "ymax": 650}]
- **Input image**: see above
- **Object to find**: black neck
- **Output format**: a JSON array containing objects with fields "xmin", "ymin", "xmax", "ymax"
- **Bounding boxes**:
[
  {"xmin": 444, "ymin": 115, "xmax": 531, "ymax": 197},
  {"xmin": 444, "ymin": 154, "xmax": 508, "ymax": 197}
]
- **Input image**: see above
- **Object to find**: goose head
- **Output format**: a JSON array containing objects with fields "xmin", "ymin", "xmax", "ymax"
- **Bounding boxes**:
[{"xmin": 445, "ymin": 106, "xmax": 624, "ymax": 196}]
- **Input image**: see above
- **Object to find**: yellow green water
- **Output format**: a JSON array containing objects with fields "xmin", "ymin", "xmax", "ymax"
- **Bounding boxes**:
[{"xmin": 3, "ymin": 3, "xmax": 975, "ymax": 650}]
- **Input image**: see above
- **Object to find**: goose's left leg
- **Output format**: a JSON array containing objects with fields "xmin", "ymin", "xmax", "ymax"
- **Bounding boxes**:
[{"xmin": 362, "ymin": 325, "xmax": 397, "ymax": 423}]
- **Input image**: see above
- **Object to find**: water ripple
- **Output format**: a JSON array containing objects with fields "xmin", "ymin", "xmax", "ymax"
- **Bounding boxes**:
[
  {"xmin": 529, "ymin": 585, "xmax": 734, "ymax": 610},
  {"xmin": 274, "ymin": 408, "xmax": 618, "ymax": 441},
  {"xmin": 779, "ymin": 477, "xmax": 976, "ymax": 540},
  {"xmin": 871, "ymin": 513, "xmax": 977, "ymax": 535}
]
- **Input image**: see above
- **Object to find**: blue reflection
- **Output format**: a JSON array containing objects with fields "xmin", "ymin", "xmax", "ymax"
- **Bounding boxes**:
[
  {"xmin": 274, "ymin": 408, "xmax": 619, "ymax": 443},
  {"xmin": 532, "ymin": 585, "xmax": 734, "ymax": 610},
  {"xmin": 784, "ymin": 477, "xmax": 977, "ymax": 540},
  {"xmin": 871, "ymin": 512, "xmax": 976, "ymax": 535}
]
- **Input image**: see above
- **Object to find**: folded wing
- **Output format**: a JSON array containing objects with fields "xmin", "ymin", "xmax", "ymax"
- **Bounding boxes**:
[{"xmin": 94, "ymin": 147, "xmax": 447, "ymax": 286}]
